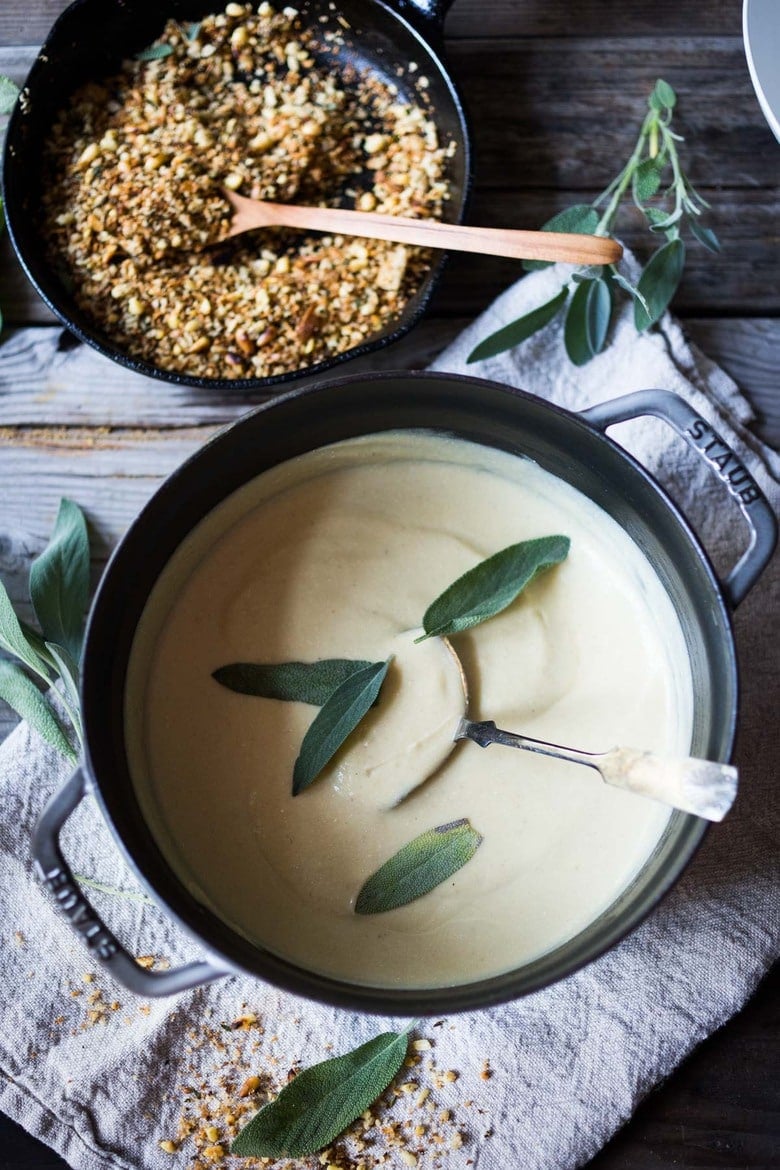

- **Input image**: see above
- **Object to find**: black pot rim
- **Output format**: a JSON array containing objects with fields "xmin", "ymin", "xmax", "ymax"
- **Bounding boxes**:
[{"xmin": 80, "ymin": 370, "xmax": 736, "ymax": 1014}]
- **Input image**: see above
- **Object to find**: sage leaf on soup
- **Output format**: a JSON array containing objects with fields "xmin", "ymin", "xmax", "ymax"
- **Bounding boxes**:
[
  {"xmin": 417, "ymin": 535, "xmax": 570, "ymax": 641},
  {"xmin": 213, "ymin": 658, "xmax": 373, "ymax": 706},
  {"xmin": 232, "ymin": 1028, "xmax": 411, "ymax": 1158},
  {"xmin": 0, "ymin": 660, "xmax": 77, "ymax": 763},
  {"xmin": 293, "ymin": 659, "xmax": 390, "ymax": 795},
  {"xmin": 355, "ymin": 819, "xmax": 483, "ymax": 915},
  {"xmin": 30, "ymin": 498, "xmax": 90, "ymax": 663}
]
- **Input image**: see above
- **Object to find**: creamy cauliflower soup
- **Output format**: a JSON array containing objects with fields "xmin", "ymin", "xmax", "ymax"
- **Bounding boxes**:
[{"xmin": 125, "ymin": 432, "xmax": 693, "ymax": 988}]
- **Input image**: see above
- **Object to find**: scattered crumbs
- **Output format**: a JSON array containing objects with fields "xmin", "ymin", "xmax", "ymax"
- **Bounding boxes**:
[
  {"xmin": 82, "ymin": 972, "xmax": 95, "ymax": 983},
  {"xmin": 163, "ymin": 1013, "xmax": 475, "ymax": 1169},
  {"xmin": 139, "ymin": 1004, "xmax": 151, "ymax": 1017},
  {"xmin": 53, "ymin": 1015, "xmax": 65, "ymax": 1026},
  {"xmin": 480, "ymin": 1059, "xmax": 492, "ymax": 1081},
  {"xmin": 13, "ymin": 931, "xmax": 26, "ymax": 946}
]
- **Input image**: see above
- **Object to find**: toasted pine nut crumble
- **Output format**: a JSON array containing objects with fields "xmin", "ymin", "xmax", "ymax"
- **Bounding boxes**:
[{"xmin": 41, "ymin": 2, "xmax": 454, "ymax": 381}]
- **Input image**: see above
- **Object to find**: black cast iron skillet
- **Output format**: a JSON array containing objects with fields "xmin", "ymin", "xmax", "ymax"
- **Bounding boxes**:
[
  {"xmin": 33, "ymin": 374, "xmax": 777, "ymax": 1015},
  {"xmin": 2, "ymin": 0, "xmax": 470, "ymax": 389}
]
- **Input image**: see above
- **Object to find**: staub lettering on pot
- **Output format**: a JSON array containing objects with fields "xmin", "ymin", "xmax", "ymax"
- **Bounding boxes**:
[
  {"xmin": 687, "ymin": 420, "xmax": 761, "ymax": 505},
  {"xmin": 43, "ymin": 866, "xmax": 119, "ymax": 960}
]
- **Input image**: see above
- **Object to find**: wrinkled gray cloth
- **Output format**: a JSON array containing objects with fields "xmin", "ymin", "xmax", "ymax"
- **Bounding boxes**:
[{"xmin": 1, "ymin": 264, "xmax": 778, "ymax": 1170}]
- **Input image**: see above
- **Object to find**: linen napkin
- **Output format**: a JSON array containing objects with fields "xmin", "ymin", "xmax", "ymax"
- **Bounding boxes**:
[{"xmin": 1, "ymin": 261, "xmax": 778, "ymax": 1170}]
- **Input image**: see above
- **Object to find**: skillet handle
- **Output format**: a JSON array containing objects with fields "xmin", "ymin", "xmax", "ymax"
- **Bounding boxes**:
[
  {"xmin": 33, "ymin": 767, "xmax": 230, "ymax": 997},
  {"xmin": 580, "ymin": 389, "xmax": 777, "ymax": 610},
  {"xmin": 392, "ymin": 0, "xmax": 457, "ymax": 35}
]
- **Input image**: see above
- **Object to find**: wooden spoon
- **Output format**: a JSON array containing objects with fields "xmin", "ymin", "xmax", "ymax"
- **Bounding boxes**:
[{"xmin": 224, "ymin": 190, "xmax": 622, "ymax": 266}]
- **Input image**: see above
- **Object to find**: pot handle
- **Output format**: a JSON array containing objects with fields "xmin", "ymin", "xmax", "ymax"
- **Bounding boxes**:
[
  {"xmin": 33, "ymin": 767, "xmax": 230, "ymax": 997},
  {"xmin": 580, "ymin": 389, "xmax": 777, "ymax": 609}
]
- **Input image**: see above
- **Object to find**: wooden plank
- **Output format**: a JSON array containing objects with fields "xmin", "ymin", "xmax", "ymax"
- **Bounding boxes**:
[
  {"xmin": 0, "ymin": 1, "xmax": 748, "ymax": 47},
  {"xmin": 1, "ymin": 318, "xmax": 778, "ymax": 440},
  {"xmin": 590, "ymin": 965, "xmax": 780, "ymax": 1170},
  {"xmin": 431, "ymin": 190, "xmax": 780, "ymax": 317},
  {"xmin": 683, "ymin": 319, "xmax": 780, "ymax": 446},
  {"xmin": 0, "ymin": 318, "xmax": 465, "ymax": 426},
  {"xmin": 0, "ymin": 427, "xmax": 213, "ymax": 618},
  {"xmin": 446, "ymin": 37, "xmax": 778, "ymax": 192},
  {"xmin": 2, "ymin": 38, "xmax": 776, "ymax": 191},
  {"xmin": 2, "ymin": 186, "xmax": 778, "ymax": 332}
]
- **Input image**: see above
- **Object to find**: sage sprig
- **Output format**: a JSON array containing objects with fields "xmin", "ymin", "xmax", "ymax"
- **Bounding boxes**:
[
  {"xmin": 0, "ymin": 498, "xmax": 89, "ymax": 756},
  {"xmin": 232, "ymin": 1027, "xmax": 412, "ymax": 1158},
  {"xmin": 417, "ymin": 535, "xmax": 570, "ymax": 641},
  {"xmin": 213, "ymin": 658, "xmax": 373, "ymax": 706},
  {"xmin": 293, "ymin": 659, "xmax": 390, "ymax": 794},
  {"xmin": 468, "ymin": 79, "xmax": 719, "ymax": 366},
  {"xmin": 355, "ymin": 819, "xmax": 483, "ymax": 914}
]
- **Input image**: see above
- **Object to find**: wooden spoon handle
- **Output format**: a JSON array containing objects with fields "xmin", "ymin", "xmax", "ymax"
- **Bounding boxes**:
[{"xmin": 225, "ymin": 191, "xmax": 622, "ymax": 266}]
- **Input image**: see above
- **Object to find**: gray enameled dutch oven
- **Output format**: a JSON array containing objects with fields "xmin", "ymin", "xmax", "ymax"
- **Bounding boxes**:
[{"xmin": 33, "ymin": 373, "xmax": 777, "ymax": 1015}]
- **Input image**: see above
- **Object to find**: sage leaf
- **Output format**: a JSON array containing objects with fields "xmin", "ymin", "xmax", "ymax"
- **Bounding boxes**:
[
  {"xmin": 648, "ymin": 206, "xmax": 683, "ymax": 233},
  {"xmin": 293, "ymin": 660, "xmax": 390, "ymax": 794},
  {"xmin": 0, "ymin": 661, "xmax": 77, "ymax": 762},
  {"xmin": 565, "ymin": 278, "xmax": 611, "ymax": 366},
  {"xmin": 0, "ymin": 581, "xmax": 52, "ymax": 683},
  {"xmin": 20, "ymin": 620, "xmax": 57, "ymax": 670},
  {"xmin": 213, "ymin": 659, "xmax": 372, "ymax": 706},
  {"xmin": 0, "ymin": 75, "xmax": 20, "ymax": 116},
  {"xmin": 232, "ymin": 1029, "xmax": 411, "ymax": 1158},
  {"xmin": 634, "ymin": 239, "xmax": 686, "ymax": 331},
  {"xmin": 523, "ymin": 204, "xmax": 599, "ymax": 272},
  {"xmin": 355, "ymin": 819, "xmax": 483, "ymax": 914},
  {"xmin": 609, "ymin": 268, "xmax": 650, "ymax": 315},
  {"xmin": 585, "ymin": 277, "xmax": 611, "ymax": 355},
  {"xmin": 30, "ymin": 498, "xmax": 90, "ymax": 663},
  {"xmin": 650, "ymin": 78, "xmax": 677, "ymax": 112},
  {"xmin": 564, "ymin": 280, "xmax": 595, "ymax": 366},
  {"xmin": 134, "ymin": 43, "xmax": 173, "ymax": 61},
  {"xmin": 184, "ymin": 21, "xmax": 201, "ymax": 40},
  {"xmin": 45, "ymin": 641, "xmax": 82, "ymax": 736},
  {"xmin": 467, "ymin": 288, "xmax": 568, "ymax": 364},
  {"xmin": 689, "ymin": 220, "xmax": 721, "ymax": 254},
  {"xmin": 417, "ymin": 535, "xmax": 570, "ymax": 641},
  {"xmin": 632, "ymin": 158, "xmax": 662, "ymax": 204}
]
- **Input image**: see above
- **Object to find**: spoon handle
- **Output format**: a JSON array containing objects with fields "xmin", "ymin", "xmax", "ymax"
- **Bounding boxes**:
[
  {"xmin": 456, "ymin": 719, "xmax": 737, "ymax": 822},
  {"xmin": 225, "ymin": 192, "xmax": 622, "ymax": 266}
]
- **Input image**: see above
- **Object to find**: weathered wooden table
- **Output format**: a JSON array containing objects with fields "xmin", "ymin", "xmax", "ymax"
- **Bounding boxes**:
[{"xmin": 1, "ymin": 1, "xmax": 778, "ymax": 1166}]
